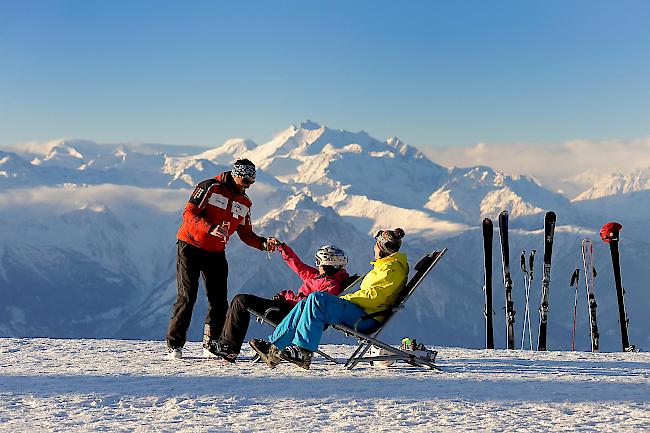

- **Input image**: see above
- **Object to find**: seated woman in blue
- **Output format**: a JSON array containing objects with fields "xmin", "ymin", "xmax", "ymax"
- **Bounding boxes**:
[{"xmin": 250, "ymin": 228, "xmax": 408, "ymax": 370}]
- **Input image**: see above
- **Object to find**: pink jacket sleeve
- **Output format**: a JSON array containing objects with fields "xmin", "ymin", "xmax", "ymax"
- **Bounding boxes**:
[
  {"xmin": 279, "ymin": 271, "xmax": 347, "ymax": 305},
  {"xmin": 278, "ymin": 244, "xmax": 319, "ymax": 281}
]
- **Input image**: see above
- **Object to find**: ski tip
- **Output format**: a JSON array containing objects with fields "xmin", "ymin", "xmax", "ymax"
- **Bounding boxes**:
[{"xmin": 545, "ymin": 211, "xmax": 557, "ymax": 220}]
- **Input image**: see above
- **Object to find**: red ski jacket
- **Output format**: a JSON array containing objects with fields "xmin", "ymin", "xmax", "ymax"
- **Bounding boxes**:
[
  {"xmin": 277, "ymin": 243, "xmax": 349, "ymax": 306},
  {"xmin": 176, "ymin": 172, "xmax": 266, "ymax": 252}
]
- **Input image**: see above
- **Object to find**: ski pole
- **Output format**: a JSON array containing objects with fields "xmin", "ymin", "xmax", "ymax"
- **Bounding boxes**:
[
  {"xmin": 520, "ymin": 251, "xmax": 529, "ymax": 350},
  {"xmin": 527, "ymin": 250, "xmax": 536, "ymax": 350},
  {"xmin": 570, "ymin": 268, "xmax": 580, "ymax": 351}
]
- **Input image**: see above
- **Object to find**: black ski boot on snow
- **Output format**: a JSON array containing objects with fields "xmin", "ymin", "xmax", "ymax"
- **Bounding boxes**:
[
  {"xmin": 277, "ymin": 346, "xmax": 313, "ymax": 370},
  {"xmin": 204, "ymin": 340, "xmax": 238, "ymax": 363},
  {"xmin": 249, "ymin": 339, "xmax": 281, "ymax": 369}
]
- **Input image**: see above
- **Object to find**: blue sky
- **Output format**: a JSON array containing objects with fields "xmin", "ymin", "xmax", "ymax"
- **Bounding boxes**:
[{"xmin": 1, "ymin": 0, "xmax": 649, "ymax": 150}]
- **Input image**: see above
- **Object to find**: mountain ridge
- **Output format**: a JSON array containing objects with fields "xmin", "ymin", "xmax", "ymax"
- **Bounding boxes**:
[{"xmin": 1, "ymin": 122, "xmax": 648, "ymax": 350}]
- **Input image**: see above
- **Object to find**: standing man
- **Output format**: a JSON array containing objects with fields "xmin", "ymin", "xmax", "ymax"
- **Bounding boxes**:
[{"xmin": 166, "ymin": 158, "xmax": 278, "ymax": 358}]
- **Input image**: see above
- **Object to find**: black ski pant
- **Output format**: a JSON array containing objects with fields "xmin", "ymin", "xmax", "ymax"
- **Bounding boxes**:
[
  {"xmin": 219, "ymin": 294, "xmax": 292, "ymax": 353},
  {"xmin": 166, "ymin": 240, "xmax": 229, "ymax": 348}
]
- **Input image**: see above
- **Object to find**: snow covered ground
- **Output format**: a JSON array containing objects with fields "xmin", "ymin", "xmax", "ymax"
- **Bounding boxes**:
[{"xmin": 1, "ymin": 339, "xmax": 648, "ymax": 432}]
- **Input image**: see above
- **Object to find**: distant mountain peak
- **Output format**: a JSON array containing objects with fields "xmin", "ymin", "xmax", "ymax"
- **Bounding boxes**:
[
  {"xmin": 298, "ymin": 120, "xmax": 322, "ymax": 130},
  {"xmin": 574, "ymin": 166, "xmax": 650, "ymax": 201},
  {"xmin": 193, "ymin": 138, "xmax": 257, "ymax": 165}
]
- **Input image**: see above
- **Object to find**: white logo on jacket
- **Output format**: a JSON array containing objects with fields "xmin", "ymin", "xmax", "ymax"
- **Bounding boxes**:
[
  {"xmin": 192, "ymin": 187, "xmax": 204, "ymax": 201},
  {"xmin": 231, "ymin": 201, "xmax": 249, "ymax": 219},
  {"xmin": 208, "ymin": 193, "xmax": 228, "ymax": 209}
]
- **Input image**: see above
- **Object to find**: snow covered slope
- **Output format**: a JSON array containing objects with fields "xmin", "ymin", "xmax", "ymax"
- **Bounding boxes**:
[
  {"xmin": 0, "ymin": 338, "xmax": 648, "ymax": 432},
  {"xmin": 1, "ymin": 123, "xmax": 649, "ymax": 351}
]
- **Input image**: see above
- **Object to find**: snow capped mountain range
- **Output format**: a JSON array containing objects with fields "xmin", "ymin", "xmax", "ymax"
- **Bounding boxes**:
[
  {"xmin": 1, "ymin": 121, "xmax": 649, "ymax": 350},
  {"xmin": 574, "ymin": 167, "xmax": 650, "ymax": 201}
]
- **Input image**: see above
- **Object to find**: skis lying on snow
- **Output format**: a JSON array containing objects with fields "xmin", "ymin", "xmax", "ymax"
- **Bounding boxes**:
[
  {"xmin": 581, "ymin": 239, "xmax": 599, "ymax": 352},
  {"xmin": 482, "ymin": 218, "xmax": 495, "ymax": 349},
  {"xmin": 600, "ymin": 222, "xmax": 636, "ymax": 352},
  {"xmin": 498, "ymin": 211, "xmax": 516, "ymax": 350},
  {"xmin": 537, "ymin": 211, "xmax": 556, "ymax": 351}
]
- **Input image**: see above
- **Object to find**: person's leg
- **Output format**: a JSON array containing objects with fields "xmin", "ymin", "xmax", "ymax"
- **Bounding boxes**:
[
  {"xmin": 269, "ymin": 300, "xmax": 308, "ymax": 349},
  {"xmin": 166, "ymin": 241, "xmax": 201, "ymax": 348},
  {"xmin": 219, "ymin": 294, "xmax": 286, "ymax": 353},
  {"xmin": 292, "ymin": 292, "xmax": 370, "ymax": 352},
  {"xmin": 202, "ymin": 251, "xmax": 229, "ymax": 343}
]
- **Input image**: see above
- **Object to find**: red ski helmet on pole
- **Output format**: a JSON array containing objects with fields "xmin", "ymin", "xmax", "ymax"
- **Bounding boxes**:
[{"xmin": 600, "ymin": 222, "xmax": 623, "ymax": 243}]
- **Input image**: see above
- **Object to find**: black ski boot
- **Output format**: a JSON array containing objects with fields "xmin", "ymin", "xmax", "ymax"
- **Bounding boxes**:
[
  {"xmin": 277, "ymin": 346, "xmax": 313, "ymax": 370},
  {"xmin": 249, "ymin": 339, "xmax": 281, "ymax": 369},
  {"xmin": 204, "ymin": 340, "xmax": 238, "ymax": 363}
]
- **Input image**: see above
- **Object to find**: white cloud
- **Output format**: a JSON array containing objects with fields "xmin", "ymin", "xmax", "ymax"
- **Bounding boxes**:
[
  {"xmin": 0, "ymin": 185, "xmax": 187, "ymax": 215},
  {"xmin": 425, "ymin": 136, "xmax": 650, "ymax": 196}
]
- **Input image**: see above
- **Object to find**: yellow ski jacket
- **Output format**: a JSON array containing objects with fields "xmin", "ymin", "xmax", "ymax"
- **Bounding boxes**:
[{"xmin": 340, "ymin": 252, "xmax": 409, "ymax": 315}]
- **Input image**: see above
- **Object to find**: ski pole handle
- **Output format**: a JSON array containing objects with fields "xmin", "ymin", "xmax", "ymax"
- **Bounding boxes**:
[
  {"xmin": 529, "ymin": 250, "xmax": 536, "ymax": 279},
  {"xmin": 570, "ymin": 268, "xmax": 580, "ymax": 287}
]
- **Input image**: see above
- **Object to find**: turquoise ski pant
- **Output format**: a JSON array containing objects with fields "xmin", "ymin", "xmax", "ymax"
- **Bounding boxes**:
[{"xmin": 269, "ymin": 292, "xmax": 379, "ymax": 352}]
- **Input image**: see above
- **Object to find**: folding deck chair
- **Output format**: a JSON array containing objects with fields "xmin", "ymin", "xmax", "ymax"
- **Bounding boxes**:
[
  {"xmin": 248, "ymin": 248, "xmax": 446, "ymax": 369},
  {"xmin": 247, "ymin": 274, "xmax": 364, "ymax": 364},
  {"xmin": 332, "ymin": 248, "xmax": 447, "ymax": 370}
]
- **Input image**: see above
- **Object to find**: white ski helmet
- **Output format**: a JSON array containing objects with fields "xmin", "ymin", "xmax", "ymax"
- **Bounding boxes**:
[{"xmin": 314, "ymin": 245, "xmax": 348, "ymax": 269}]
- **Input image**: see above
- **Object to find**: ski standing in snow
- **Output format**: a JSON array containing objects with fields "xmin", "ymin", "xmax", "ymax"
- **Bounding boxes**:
[
  {"xmin": 537, "ymin": 211, "xmax": 556, "ymax": 351},
  {"xmin": 498, "ymin": 211, "xmax": 516, "ymax": 350},
  {"xmin": 482, "ymin": 218, "xmax": 495, "ymax": 349},
  {"xmin": 581, "ymin": 239, "xmax": 599, "ymax": 352}
]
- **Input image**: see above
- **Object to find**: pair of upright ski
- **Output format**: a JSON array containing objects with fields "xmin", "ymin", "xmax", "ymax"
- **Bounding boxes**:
[
  {"xmin": 482, "ymin": 211, "xmax": 555, "ymax": 351},
  {"xmin": 481, "ymin": 212, "xmax": 518, "ymax": 350},
  {"xmin": 568, "ymin": 242, "xmax": 599, "ymax": 353},
  {"xmin": 579, "ymin": 239, "xmax": 600, "ymax": 352},
  {"xmin": 520, "ymin": 250, "xmax": 535, "ymax": 350}
]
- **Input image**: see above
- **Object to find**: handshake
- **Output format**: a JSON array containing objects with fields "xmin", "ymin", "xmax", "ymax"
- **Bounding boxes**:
[{"xmin": 262, "ymin": 237, "xmax": 281, "ymax": 252}]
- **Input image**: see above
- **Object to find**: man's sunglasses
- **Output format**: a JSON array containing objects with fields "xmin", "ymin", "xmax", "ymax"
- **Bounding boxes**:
[{"xmin": 242, "ymin": 177, "xmax": 255, "ymax": 185}]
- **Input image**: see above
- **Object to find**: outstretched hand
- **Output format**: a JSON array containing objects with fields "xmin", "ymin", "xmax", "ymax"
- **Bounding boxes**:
[{"xmin": 264, "ymin": 237, "xmax": 281, "ymax": 252}]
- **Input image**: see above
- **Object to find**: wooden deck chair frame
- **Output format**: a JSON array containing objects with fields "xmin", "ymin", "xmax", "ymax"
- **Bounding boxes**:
[
  {"xmin": 332, "ymin": 248, "xmax": 447, "ymax": 370},
  {"xmin": 247, "ymin": 274, "xmax": 365, "ymax": 364}
]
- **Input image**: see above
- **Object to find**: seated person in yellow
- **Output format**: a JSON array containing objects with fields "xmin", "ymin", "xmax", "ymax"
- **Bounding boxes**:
[{"xmin": 250, "ymin": 228, "xmax": 408, "ymax": 369}]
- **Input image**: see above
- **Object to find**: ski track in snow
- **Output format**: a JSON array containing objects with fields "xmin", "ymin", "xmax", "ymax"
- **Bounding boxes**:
[{"xmin": 0, "ymin": 339, "xmax": 649, "ymax": 432}]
